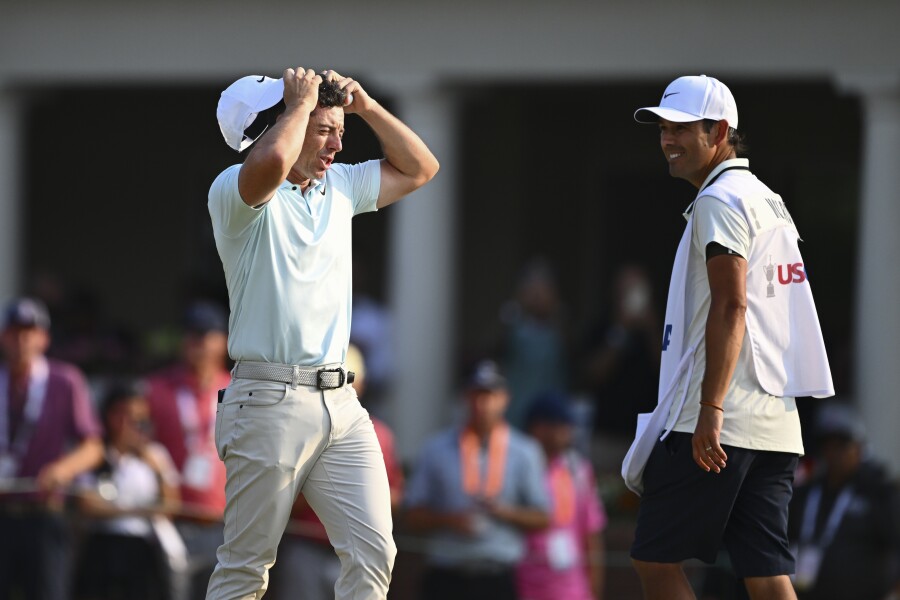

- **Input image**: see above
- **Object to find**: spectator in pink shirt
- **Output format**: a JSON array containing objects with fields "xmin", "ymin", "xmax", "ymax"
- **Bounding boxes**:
[
  {"xmin": 519, "ymin": 391, "xmax": 607, "ymax": 600},
  {"xmin": 145, "ymin": 301, "xmax": 231, "ymax": 599}
]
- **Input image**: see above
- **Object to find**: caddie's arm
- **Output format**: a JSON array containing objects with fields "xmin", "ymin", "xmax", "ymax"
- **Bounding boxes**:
[
  {"xmin": 238, "ymin": 67, "xmax": 322, "ymax": 207},
  {"xmin": 693, "ymin": 253, "xmax": 747, "ymax": 473},
  {"xmin": 325, "ymin": 71, "xmax": 439, "ymax": 208}
]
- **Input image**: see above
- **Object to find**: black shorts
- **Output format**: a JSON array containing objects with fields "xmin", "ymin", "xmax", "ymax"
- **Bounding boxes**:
[{"xmin": 630, "ymin": 432, "xmax": 798, "ymax": 578}]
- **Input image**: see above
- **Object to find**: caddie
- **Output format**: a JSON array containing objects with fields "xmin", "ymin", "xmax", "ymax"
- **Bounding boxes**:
[{"xmin": 622, "ymin": 75, "xmax": 834, "ymax": 600}]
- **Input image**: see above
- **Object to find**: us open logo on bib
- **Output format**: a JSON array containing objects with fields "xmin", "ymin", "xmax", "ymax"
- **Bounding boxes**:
[{"xmin": 763, "ymin": 255, "xmax": 807, "ymax": 298}]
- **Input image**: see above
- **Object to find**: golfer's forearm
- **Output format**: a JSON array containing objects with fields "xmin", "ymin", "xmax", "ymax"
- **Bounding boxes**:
[{"xmin": 360, "ymin": 102, "xmax": 438, "ymax": 184}]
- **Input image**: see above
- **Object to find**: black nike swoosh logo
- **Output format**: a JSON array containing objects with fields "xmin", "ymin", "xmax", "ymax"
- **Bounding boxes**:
[
  {"xmin": 663, "ymin": 92, "xmax": 680, "ymax": 98},
  {"xmin": 257, "ymin": 76, "xmax": 265, "ymax": 83}
]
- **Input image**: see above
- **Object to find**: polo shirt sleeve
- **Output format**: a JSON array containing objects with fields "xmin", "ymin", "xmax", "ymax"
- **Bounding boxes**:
[
  {"xmin": 208, "ymin": 164, "xmax": 267, "ymax": 238},
  {"xmin": 332, "ymin": 160, "xmax": 381, "ymax": 216},
  {"xmin": 692, "ymin": 195, "xmax": 751, "ymax": 259},
  {"xmin": 65, "ymin": 364, "xmax": 101, "ymax": 440}
]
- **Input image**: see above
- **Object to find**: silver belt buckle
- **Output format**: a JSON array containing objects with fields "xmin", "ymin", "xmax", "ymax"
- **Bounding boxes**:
[{"xmin": 316, "ymin": 368, "xmax": 345, "ymax": 390}]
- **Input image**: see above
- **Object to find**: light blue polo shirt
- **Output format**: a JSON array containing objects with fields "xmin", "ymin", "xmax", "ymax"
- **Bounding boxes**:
[
  {"xmin": 404, "ymin": 426, "xmax": 550, "ymax": 567},
  {"xmin": 208, "ymin": 160, "xmax": 380, "ymax": 366}
]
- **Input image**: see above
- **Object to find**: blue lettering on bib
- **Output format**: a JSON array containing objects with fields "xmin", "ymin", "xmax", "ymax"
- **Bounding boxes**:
[{"xmin": 662, "ymin": 324, "xmax": 673, "ymax": 351}]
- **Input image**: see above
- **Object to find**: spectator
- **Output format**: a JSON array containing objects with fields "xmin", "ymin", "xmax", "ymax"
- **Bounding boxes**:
[
  {"xmin": 75, "ymin": 383, "xmax": 183, "ymax": 600},
  {"xmin": 499, "ymin": 259, "xmax": 567, "ymax": 429},
  {"xmin": 0, "ymin": 296, "xmax": 103, "ymax": 600},
  {"xmin": 519, "ymin": 391, "xmax": 607, "ymax": 600},
  {"xmin": 269, "ymin": 343, "xmax": 404, "ymax": 600},
  {"xmin": 403, "ymin": 359, "xmax": 550, "ymax": 600},
  {"xmin": 788, "ymin": 402, "xmax": 900, "ymax": 600},
  {"xmin": 145, "ymin": 301, "xmax": 231, "ymax": 599}
]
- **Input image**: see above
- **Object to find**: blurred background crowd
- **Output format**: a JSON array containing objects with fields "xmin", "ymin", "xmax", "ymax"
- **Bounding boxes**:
[{"xmin": 2, "ymin": 257, "xmax": 899, "ymax": 599}]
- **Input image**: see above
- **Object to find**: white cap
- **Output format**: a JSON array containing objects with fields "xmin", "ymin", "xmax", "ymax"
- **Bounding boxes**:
[
  {"xmin": 216, "ymin": 75, "xmax": 285, "ymax": 151},
  {"xmin": 634, "ymin": 75, "xmax": 738, "ymax": 129}
]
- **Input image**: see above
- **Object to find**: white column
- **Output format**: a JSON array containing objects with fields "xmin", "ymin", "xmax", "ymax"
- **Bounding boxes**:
[
  {"xmin": 843, "ymin": 74, "xmax": 900, "ymax": 474},
  {"xmin": 382, "ymin": 77, "xmax": 458, "ymax": 461},
  {"xmin": 0, "ymin": 87, "xmax": 23, "ymax": 303}
]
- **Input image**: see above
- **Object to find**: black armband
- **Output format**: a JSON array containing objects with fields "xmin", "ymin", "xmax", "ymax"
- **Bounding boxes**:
[{"xmin": 706, "ymin": 242, "xmax": 744, "ymax": 262}]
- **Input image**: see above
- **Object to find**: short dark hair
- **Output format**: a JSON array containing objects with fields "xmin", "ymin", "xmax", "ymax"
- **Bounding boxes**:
[
  {"xmin": 247, "ymin": 78, "xmax": 347, "ymax": 141},
  {"xmin": 99, "ymin": 381, "xmax": 147, "ymax": 441},
  {"xmin": 702, "ymin": 118, "xmax": 747, "ymax": 156},
  {"xmin": 316, "ymin": 78, "xmax": 347, "ymax": 109},
  {"xmin": 270, "ymin": 78, "xmax": 347, "ymax": 119},
  {"xmin": 101, "ymin": 381, "xmax": 144, "ymax": 420}
]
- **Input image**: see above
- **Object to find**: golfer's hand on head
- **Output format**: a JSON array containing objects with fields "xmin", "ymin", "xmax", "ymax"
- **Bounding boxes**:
[
  {"xmin": 320, "ymin": 69, "xmax": 372, "ymax": 114},
  {"xmin": 692, "ymin": 405, "xmax": 727, "ymax": 473},
  {"xmin": 283, "ymin": 67, "xmax": 321, "ymax": 112}
]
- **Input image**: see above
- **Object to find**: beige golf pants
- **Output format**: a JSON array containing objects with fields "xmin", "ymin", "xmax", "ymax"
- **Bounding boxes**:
[{"xmin": 206, "ymin": 372, "xmax": 396, "ymax": 600}]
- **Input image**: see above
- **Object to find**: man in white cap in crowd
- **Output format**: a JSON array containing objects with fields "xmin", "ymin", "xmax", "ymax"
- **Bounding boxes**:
[
  {"xmin": 622, "ymin": 75, "xmax": 834, "ymax": 599},
  {"xmin": 206, "ymin": 66, "xmax": 438, "ymax": 600}
]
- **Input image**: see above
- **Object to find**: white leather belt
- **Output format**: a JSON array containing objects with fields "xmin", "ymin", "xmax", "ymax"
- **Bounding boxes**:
[{"xmin": 233, "ymin": 361, "xmax": 354, "ymax": 390}]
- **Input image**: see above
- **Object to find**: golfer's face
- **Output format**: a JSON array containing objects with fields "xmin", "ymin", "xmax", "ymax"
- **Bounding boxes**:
[{"xmin": 295, "ymin": 106, "xmax": 345, "ymax": 182}]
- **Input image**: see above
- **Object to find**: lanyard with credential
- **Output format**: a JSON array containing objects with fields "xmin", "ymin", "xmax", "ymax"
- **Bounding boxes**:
[
  {"xmin": 175, "ymin": 386, "xmax": 217, "ymax": 453},
  {"xmin": 550, "ymin": 460, "xmax": 576, "ymax": 526},
  {"xmin": 460, "ymin": 424, "xmax": 509, "ymax": 500},
  {"xmin": 0, "ymin": 358, "xmax": 50, "ymax": 457},
  {"xmin": 799, "ymin": 485, "xmax": 855, "ymax": 549}
]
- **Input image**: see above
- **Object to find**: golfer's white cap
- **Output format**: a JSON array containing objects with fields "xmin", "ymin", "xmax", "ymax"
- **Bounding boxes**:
[
  {"xmin": 634, "ymin": 75, "xmax": 738, "ymax": 129},
  {"xmin": 216, "ymin": 75, "xmax": 285, "ymax": 151}
]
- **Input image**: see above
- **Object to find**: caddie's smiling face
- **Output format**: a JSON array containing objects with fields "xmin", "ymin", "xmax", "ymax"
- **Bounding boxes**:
[
  {"xmin": 658, "ymin": 118, "xmax": 718, "ymax": 188},
  {"xmin": 291, "ymin": 105, "xmax": 345, "ymax": 185}
]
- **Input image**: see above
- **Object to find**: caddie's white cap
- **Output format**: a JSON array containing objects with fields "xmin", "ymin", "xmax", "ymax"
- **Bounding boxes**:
[
  {"xmin": 216, "ymin": 75, "xmax": 285, "ymax": 151},
  {"xmin": 634, "ymin": 75, "xmax": 738, "ymax": 129}
]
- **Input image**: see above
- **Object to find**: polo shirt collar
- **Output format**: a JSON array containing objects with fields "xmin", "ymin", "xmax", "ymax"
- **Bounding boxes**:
[
  {"xmin": 281, "ymin": 178, "xmax": 327, "ymax": 196},
  {"xmin": 306, "ymin": 178, "xmax": 327, "ymax": 196}
]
